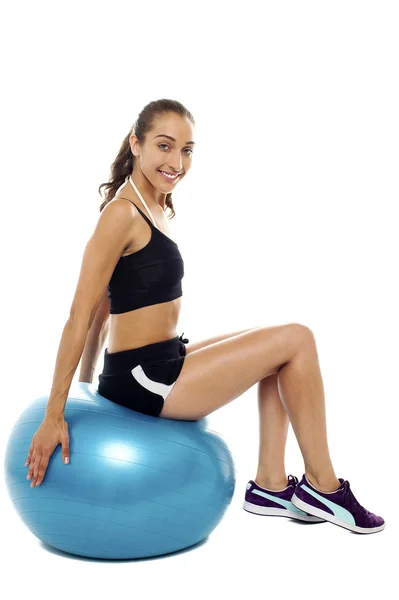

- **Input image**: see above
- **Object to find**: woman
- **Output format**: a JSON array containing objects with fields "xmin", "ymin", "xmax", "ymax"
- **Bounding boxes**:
[{"xmin": 25, "ymin": 99, "xmax": 385, "ymax": 534}]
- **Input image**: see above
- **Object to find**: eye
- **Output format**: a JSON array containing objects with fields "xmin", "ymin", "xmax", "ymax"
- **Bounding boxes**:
[{"xmin": 158, "ymin": 144, "xmax": 193, "ymax": 156}]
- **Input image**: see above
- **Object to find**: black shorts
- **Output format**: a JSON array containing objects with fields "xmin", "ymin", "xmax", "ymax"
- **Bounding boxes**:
[{"xmin": 97, "ymin": 333, "xmax": 189, "ymax": 417}]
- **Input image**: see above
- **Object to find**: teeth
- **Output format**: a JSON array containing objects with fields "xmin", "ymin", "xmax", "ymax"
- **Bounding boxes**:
[{"xmin": 160, "ymin": 170, "xmax": 179, "ymax": 179}]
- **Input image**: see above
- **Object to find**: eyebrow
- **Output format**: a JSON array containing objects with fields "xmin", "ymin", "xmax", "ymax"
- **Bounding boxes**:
[{"xmin": 154, "ymin": 134, "xmax": 195, "ymax": 145}]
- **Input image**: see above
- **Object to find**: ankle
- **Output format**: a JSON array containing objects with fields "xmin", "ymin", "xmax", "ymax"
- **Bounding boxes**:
[
  {"xmin": 305, "ymin": 472, "xmax": 341, "ymax": 492},
  {"xmin": 254, "ymin": 476, "xmax": 288, "ymax": 491}
]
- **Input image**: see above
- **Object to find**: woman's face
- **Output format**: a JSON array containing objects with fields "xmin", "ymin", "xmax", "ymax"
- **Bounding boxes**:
[{"xmin": 131, "ymin": 112, "xmax": 195, "ymax": 192}]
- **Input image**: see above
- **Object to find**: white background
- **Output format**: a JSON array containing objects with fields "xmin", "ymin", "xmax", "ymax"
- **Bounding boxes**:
[{"xmin": 0, "ymin": 0, "xmax": 397, "ymax": 598}]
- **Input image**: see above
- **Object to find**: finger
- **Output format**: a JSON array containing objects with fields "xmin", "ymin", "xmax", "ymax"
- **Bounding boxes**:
[
  {"xmin": 62, "ymin": 437, "xmax": 70, "ymax": 464},
  {"xmin": 35, "ymin": 456, "xmax": 50, "ymax": 487},
  {"xmin": 27, "ymin": 449, "xmax": 37, "ymax": 481},
  {"xmin": 31, "ymin": 452, "xmax": 43, "ymax": 487},
  {"xmin": 25, "ymin": 446, "xmax": 33, "ymax": 467}
]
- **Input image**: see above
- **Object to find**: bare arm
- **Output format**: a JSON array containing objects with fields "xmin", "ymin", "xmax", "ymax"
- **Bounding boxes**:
[
  {"xmin": 43, "ymin": 200, "xmax": 134, "ymax": 419},
  {"xmin": 78, "ymin": 292, "xmax": 110, "ymax": 383},
  {"xmin": 45, "ymin": 315, "xmax": 92, "ymax": 418},
  {"xmin": 24, "ymin": 200, "xmax": 136, "ymax": 489}
]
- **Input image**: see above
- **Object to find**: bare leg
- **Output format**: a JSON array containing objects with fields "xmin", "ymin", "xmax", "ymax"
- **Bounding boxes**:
[
  {"xmin": 255, "ymin": 373, "xmax": 290, "ymax": 491},
  {"xmin": 162, "ymin": 324, "xmax": 341, "ymax": 493},
  {"xmin": 277, "ymin": 332, "xmax": 341, "ymax": 492}
]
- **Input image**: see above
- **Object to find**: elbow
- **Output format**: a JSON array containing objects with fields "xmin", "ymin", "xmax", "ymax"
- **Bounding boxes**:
[
  {"xmin": 70, "ymin": 292, "xmax": 110, "ymax": 332},
  {"xmin": 89, "ymin": 293, "xmax": 111, "ymax": 332},
  {"xmin": 69, "ymin": 309, "xmax": 93, "ymax": 331}
]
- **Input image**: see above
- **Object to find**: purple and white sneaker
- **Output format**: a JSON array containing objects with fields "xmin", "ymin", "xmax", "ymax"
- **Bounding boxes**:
[
  {"xmin": 291, "ymin": 474, "xmax": 386, "ymax": 534},
  {"xmin": 243, "ymin": 474, "xmax": 325, "ymax": 522}
]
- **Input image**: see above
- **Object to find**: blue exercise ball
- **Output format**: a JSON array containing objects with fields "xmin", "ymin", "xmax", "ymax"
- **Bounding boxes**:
[{"xmin": 4, "ymin": 382, "xmax": 236, "ymax": 559}]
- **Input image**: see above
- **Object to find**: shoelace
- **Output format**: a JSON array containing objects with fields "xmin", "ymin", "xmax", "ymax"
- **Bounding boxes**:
[{"xmin": 342, "ymin": 480, "xmax": 370, "ymax": 516}]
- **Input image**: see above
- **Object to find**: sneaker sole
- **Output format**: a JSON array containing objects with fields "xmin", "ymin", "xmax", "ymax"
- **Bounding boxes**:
[
  {"xmin": 291, "ymin": 493, "xmax": 386, "ymax": 534},
  {"xmin": 243, "ymin": 500, "xmax": 325, "ymax": 522}
]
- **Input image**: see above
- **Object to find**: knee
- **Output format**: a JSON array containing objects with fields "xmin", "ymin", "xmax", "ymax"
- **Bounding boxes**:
[{"xmin": 289, "ymin": 322, "xmax": 316, "ymax": 349}]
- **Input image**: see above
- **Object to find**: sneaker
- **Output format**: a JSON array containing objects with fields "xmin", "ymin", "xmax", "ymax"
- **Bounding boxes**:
[
  {"xmin": 291, "ymin": 474, "xmax": 386, "ymax": 534},
  {"xmin": 243, "ymin": 474, "xmax": 325, "ymax": 522}
]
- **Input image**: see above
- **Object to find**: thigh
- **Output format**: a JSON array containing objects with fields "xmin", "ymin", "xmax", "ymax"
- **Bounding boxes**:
[
  {"xmin": 159, "ymin": 323, "xmax": 309, "ymax": 420},
  {"xmin": 184, "ymin": 325, "xmax": 263, "ymax": 356}
]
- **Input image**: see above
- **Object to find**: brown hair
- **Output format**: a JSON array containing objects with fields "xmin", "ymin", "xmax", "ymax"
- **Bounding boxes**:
[{"xmin": 98, "ymin": 99, "xmax": 195, "ymax": 218}]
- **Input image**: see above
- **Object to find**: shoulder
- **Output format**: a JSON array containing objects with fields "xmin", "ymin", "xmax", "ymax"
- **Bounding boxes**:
[
  {"xmin": 92, "ymin": 198, "xmax": 138, "ymax": 243},
  {"xmin": 107, "ymin": 196, "xmax": 142, "ymax": 219},
  {"xmin": 99, "ymin": 197, "xmax": 140, "ymax": 226},
  {"xmin": 97, "ymin": 197, "xmax": 139, "ymax": 253},
  {"xmin": 104, "ymin": 196, "xmax": 137, "ymax": 214}
]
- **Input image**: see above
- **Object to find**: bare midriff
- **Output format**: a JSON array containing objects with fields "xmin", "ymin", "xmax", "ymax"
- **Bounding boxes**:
[
  {"xmin": 106, "ymin": 189, "xmax": 182, "ymax": 354},
  {"xmin": 107, "ymin": 298, "xmax": 182, "ymax": 353}
]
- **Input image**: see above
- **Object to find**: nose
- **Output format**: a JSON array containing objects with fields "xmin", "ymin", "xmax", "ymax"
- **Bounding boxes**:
[{"xmin": 168, "ymin": 150, "xmax": 183, "ymax": 172}]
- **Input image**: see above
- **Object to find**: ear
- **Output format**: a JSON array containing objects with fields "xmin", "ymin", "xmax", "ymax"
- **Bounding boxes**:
[{"xmin": 129, "ymin": 134, "xmax": 140, "ymax": 157}]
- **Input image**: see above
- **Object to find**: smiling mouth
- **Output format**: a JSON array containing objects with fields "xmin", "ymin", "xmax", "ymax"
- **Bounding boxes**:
[{"xmin": 158, "ymin": 170, "xmax": 182, "ymax": 180}]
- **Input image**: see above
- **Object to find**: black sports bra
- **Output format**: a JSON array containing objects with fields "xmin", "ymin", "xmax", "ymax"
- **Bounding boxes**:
[{"xmin": 107, "ymin": 200, "xmax": 185, "ymax": 314}]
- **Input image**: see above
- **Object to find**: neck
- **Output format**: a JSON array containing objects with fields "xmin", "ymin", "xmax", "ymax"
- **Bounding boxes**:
[{"xmin": 129, "ymin": 172, "xmax": 168, "ymax": 211}]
